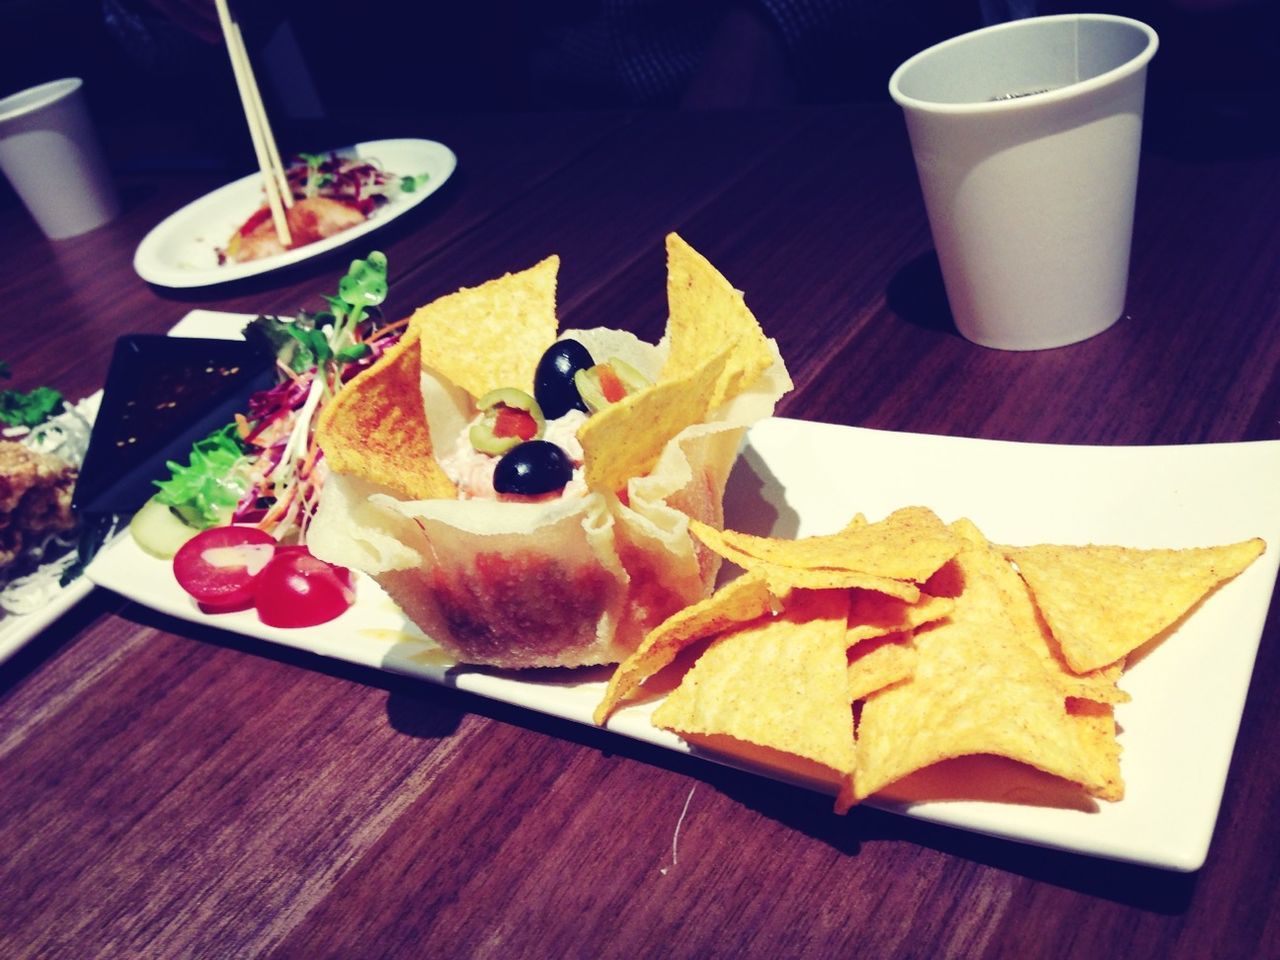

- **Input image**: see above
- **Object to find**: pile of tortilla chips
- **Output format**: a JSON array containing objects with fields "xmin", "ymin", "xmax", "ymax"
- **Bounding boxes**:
[
  {"xmin": 594, "ymin": 507, "xmax": 1265, "ymax": 810},
  {"xmin": 306, "ymin": 234, "xmax": 793, "ymax": 668}
]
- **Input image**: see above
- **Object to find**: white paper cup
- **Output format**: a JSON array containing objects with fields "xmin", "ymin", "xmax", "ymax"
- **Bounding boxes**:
[
  {"xmin": 890, "ymin": 15, "xmax": 1158, "ymax": 350},
  {"xmin": 0, "ymin": 78, "xmax": 121, "ymax": 240}
]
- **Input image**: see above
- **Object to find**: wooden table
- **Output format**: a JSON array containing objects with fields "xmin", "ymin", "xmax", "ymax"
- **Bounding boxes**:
[{"xmin": 2, "ymin": 104, "xmax": 1278, "ymax": 959}]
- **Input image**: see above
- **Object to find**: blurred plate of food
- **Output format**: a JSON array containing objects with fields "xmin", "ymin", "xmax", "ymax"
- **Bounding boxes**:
[
  {"xmin": 133, "ymin": 139, "xmax": 455, "ymax": 289},
  {"xmin": 0, "ymin": 313, "xmax": 276, "ymax": 665},
  {"xmin": 0, "ymin": 390, "xmax": 99, "ymax": 665}
]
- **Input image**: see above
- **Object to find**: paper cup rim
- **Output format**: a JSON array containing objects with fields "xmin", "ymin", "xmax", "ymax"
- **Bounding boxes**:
[
  {"xmin": 0, "ymin": 78, "xmax": 83, "ymax": 125},
  {"xmin": 888, "ymin": 14, "xmax": 1158, "ymax": 115}
]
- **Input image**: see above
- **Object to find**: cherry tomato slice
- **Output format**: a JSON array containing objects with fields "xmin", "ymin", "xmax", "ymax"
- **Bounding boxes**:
[
  {"xmin": 254, "ymin": 547, "xmax": 356, "ymax": 628},
  {"xmin": 172, "ymin": 525, "xmax": 277, "ymax": 611}
]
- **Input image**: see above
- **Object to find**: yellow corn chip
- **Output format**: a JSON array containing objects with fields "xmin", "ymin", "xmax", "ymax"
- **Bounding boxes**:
[
  {"xmin": 579, "ymin": 348, "xmax": 730, "ymax": 494},
  {"xmin": 762, "ymin": 560, "xmax": 920, "ymax": 602},
  {"xmin": 847, "ymin": 520, "xmax": 1123, "ymax": 808},
  {"xmin": 847, "ymin": 633, "xmax": 918, "ymax": 703},
  {"xmin": 974, "ymin": 525, "xmax": 1130, "ymax": 704},
  {"xmin": 410, "ymin": 255, "xmax": 559, "ymax": 399},
  {"xmin": 846, "ymin": 590, "xmax": 955, "ymax": 648},
  {"xmin": 316, "ymin": 330, "xmax": 457, "ymax": 500},
  {"xmin": 662, "ymin": 233, "xmax": 775, "ymax": 410},
  {"xmin": 691, "ymin": 506, "xmax": 958, "ymax": 583},
  {"xmin": 652, "ymin": 590, "xmax": 855, "ymax": 780},
  {"xmin": 593, "ymin": 571, "xmax": 777, "ymax": 724},
  {"xmin": 1003, "ymin": 538, "xmax": 1266, "ymax": 673},
  {"xmin": 689, "ymin": 522, "xmax": 932, "ymax": 602}
]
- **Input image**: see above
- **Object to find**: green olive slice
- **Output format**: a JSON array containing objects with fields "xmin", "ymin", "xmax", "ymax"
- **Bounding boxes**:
[
  {"xmin": 573, "ymin": 358, "xmax": 650, "ymax": 413},
  {"xmin": 469, "ymin": 388, "xmax": 546, "ymax": 455}
]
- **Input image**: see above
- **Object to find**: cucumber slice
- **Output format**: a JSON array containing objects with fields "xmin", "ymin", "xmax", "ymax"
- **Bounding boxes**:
[{"xmin": 130, "ymin": 496, "xmax": 203, "ymax": 559}]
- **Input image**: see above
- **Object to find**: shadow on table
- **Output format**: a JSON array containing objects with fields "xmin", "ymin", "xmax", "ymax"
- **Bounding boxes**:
[
  {"xmin": 119, "ymin": 601, "xmax": 469, "ymax": 745},
  {"xmin": 0, "ymin": 589, "xmax": 128, "ymax": 694},
  {"xmin": 884, "ymin": 250, "xmax": 958, "ymax": 338},
  {"xmin": 380, "ymin": 674, "xmax": 1198, "ymax": 914},
  {"xmin": 113, "ymin": 602, "xmax": 1196, "ymax": 915}
]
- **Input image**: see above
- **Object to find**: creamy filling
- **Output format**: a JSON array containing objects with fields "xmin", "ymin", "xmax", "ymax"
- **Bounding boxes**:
[{"xmin": 441, "ymin": 409, "xmax": 588, "ymax": 501}]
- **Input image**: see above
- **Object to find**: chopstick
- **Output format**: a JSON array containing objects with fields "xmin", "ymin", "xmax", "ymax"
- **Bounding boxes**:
[
  {"xmin": 231, "ymin": 21, "xmax": 293, "ymax": 211},
  {"xmin": 213, "ymin": 0, "xmax": 293, "ymax": 247}
]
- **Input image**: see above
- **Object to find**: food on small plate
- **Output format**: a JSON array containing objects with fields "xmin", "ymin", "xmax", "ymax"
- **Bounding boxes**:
[
  {"xmin": 227, "ymin": 196, "xmax": 366, "ymax": 264},
  {"xmin": 590, "ymin": 503, "xmax": 1265, "ymax": 813},
  {"xmin": 0, "ymin": 369, "xmax": 94, "ymax": 615},
  {"xmin": 305, "ymin": 233, "xmax": 792, "ymax": 668},
  {"xmin": 0, "ymin": 442, "xmax": 77, "ymax": 569},
  {"xmin": 220, "ymin": 152, "xmax": 427, "ymax": 265}
]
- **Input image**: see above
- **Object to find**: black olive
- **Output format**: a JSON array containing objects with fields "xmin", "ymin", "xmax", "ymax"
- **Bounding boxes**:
[
  {"xmin": 533, "ymin": 339, "xmax": 594, "ymax": 419},
  {"xmin": 493, "ymin": 440, "xmax": 574, "ymax": 496}
]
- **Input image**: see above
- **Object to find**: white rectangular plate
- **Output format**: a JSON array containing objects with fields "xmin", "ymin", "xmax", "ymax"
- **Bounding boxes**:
[
  {"xmin": 85, "ymin": 403, "xmax": 1280, "ymax": 871},
  {"xmin": 0, "ymin": 576, "xmax": 95, "ymax": 666}
]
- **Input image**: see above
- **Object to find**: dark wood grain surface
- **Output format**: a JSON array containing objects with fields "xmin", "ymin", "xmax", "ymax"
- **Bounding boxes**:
[{"xmin": 1, "ymin": 104, "xmax": 1278, "ymax": 960}]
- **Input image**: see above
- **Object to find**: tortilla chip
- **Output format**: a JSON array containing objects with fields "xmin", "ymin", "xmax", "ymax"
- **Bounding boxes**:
[
  {"xmin": 847, "ymin": 633, "xmax": 918, "ymax": 703},
  {"xmin": 759, "ymin": 559, "xmax": 919, "ymax": 602},
  {"xmin": 316, "ymin": 330, "xmax": 456, "ymax": 500},
  {"xmin": 1003, "ymin": 538, "xmax": 1266, "ymax": 673},
  {"xmin": 690, "ymin": 506, "xmax": 958, "ymax": 584},
  {"xmin": 846, "ymin": 590, "xmax": 955, "ymax": 648},
  {"xmin": 410, "ymin": 255, "xmax": 559, "ymax": 399},
  {"xmin": 652, "ymin": 590, "xmax": 855, "ymax": 779},
  {"xmin": 978, "ymin": 527, "xmax": 1130, "ymax": 704},
  {"xmin": 579, "ymin": 348, "xmax": 730, "ymax": 494},
  {"xmin": 849, "ymin": 520, "xmax": 1123, "ymax": 807},
  {"xmin": 662, "ymin": 233, "xmax": 775, "ymax": 410},
  {"xmin": 593, "ymin": 571, "xmax": 777, "ymax": 724}
]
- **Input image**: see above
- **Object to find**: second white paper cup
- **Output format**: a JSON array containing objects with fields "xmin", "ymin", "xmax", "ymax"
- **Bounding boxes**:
[
  {"xmin": 0, "ymin": 78, "xmax": 120, "ymax": 240},
  {"xmin": 890, "ymin": 15, "xmax": 1158, "ymax": 351}
]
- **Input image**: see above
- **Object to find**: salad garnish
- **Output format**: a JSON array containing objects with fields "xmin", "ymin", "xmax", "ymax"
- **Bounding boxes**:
[
  {"xmin": 153, "ymin": 424, "xmax": 251, "ymax": 529},
  {"xmin": 220, "ymin": 153, "xmax": 428, "ymax": 265},
  {"xmin": 284, "ymin": 153, "xmax": 407, "ymax": 215},
  {"xmin": 143, "ymin": 251, "xmax": 401, "ymax": 551},
  {"xmin": 135, "ymin": 253, "xmax": 400, "ymax": 627}
]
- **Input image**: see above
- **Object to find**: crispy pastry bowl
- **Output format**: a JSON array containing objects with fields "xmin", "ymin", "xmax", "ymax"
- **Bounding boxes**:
[{"xmin": 307, "ymin": 234, "xmax": 792, "ymax": 669}]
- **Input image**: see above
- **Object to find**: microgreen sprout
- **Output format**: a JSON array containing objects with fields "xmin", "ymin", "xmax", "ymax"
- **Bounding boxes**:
[
  {"xmin": 400, "ymin": 173, "xmax": 430, "ymax": 193},
  {"xmin": 297, "ymin": 152, "xmax": 326, "ymax": 198},
  {"xmin": 328, "ymin": 251, "xmax": 388, "ymax": 365}
]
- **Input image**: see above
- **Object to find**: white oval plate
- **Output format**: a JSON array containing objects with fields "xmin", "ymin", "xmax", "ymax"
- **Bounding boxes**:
[{"xmin": 133, "ymin": 139, "xmax": 456, "ymax": 289}]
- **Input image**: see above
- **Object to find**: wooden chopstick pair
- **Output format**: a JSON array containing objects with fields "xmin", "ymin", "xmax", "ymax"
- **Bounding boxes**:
[{"xmin": 213, "ymin": 0, "xmax": 293, "ymax": 247}]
